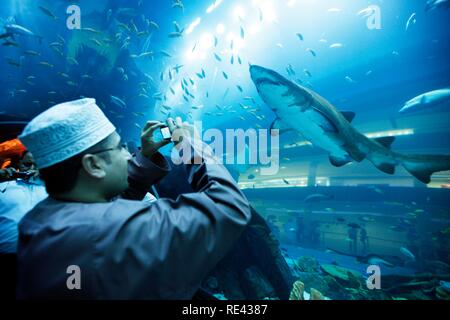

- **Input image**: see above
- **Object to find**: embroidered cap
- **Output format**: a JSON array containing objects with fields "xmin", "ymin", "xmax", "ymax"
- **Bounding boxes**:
[{"xmin": 19, "ymin": 98, "xmax": 116, "ymax": 169}]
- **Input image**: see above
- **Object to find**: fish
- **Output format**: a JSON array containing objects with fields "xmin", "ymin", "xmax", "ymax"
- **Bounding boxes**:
[
  {"xmin": 58, "ymin": 72, "xmax": 69, "ymax": 78},
  {"xmin": 49, "ymin": 41, "xmax": 63, "ymax": 48},
  {"xmin": 2, "ymin": 40, "xmax": 19, "ymax": 47},
  {"xmin": 425, "ymin": 0, "xmax": 450, "ymax": 11},
  {"xmin": 173, "ymin": 64, "xmax": 184, "ymax": 73},
  {"xmin": 214, "ymin": 53, "xmax": 222, "ymax": 62},
  {"xmin": 173, "ymin": 21, "xmax": 183, "ymax": 33},
  {"xmin": 66, "ymin": 81, "xmax": 77, "ymax": 87},
  {"xmin": 90, "ymin": 38, "xmax": 102, "ymax": 46},
  {"xmin": 282, "ymin": 178, "xmax": 290, "ymax": 185},
  {"xmin": 159, "ymin": 50, "xmax": 172, "ymax": 58},
  {"xmin": 149, "ymin": 21, "xmax": 160, "ymax": 30},
  {"xmin": 67, "ymin": 57, "xmax": 79, "ymax": 65},
  {"xmin": 38, "ymin": 6, "xmax": 58, "ymax": 19},
  {"xmin": 303, "ymin": 69, "xmax": 312, "ymax": 77},
  {"xmin": 39, "ymin": 61, "xmax": 54, "ymax": 68},
  {"xmin": 306, "ymin": 48, "xmax": 316, "ymax": 57},
  {"xmin": 237, "ymin": 56, "xmax": 242, "ymax": 65},
  {"xmin": 399, "ymin": 89, "xmax": 450, "ymax": 114},
  {"xmin": 214, "ymin": 36, "xmax": 218, "ymax": 47},
  {"xmin": 240, "ymin": 26, "xmax": 245, "ymax": 39},
  {"xmin": 405, "ymin": 13, "xmax": 417, "ymax": 31},
  {"xmin": 344, "ymin": 76, "xmax": 356, "ymax": 84},
  {"xmin": 286, "ymin": 64, "xmax": 296, "ymax": 76},
  {"xmin": 138, "ymin": 51, "xmax": 154, "ymax": 58},
  {"xmin": 172, "ymin": 0, "xmax": 184, "ymax": 11},
  {"xmin": 230, "ymin": 55, "xmax": 234, "ymax": 65},
  {"xmin": 222, "ymin": 71, "xmax": 228, "ymax": 79},
  {"xmin": 236, "ymin": 85, "xmax": 243, "ymax": 92},
  {"xmin": 110, "ymin": 95, "xmax": 126, "ymax": 108},
  {"xmin": 296, "ymin": 33, "xmax": 304, "ymax": 41},
  {"xmin": 304, "ymin": 194, "xmax": 334, "ymax": 203},
  {"xmin": 250, "ymin": 65, "xmax": 450, "ymax": 184},
  {"xmin": 137, "ymin": 31, "xmax": 149, "ymax": 37},
  {"xmin": 329, "ymin": 43, "xmax": 343, "ymax": 49},
  {"xmin": 359, "ymin": 216, "xmax": 375, "ymax": 222},
  {"xmin": 400, "ymin": 247, "xmax": 416, "ymax": 260},
  {"xmin": 248, "ymin": 174, "xmax": 256, "ymax": 180},
  {"xmin": 130, "ymin": 20, "xmax": 139, "ymax": 33},
  {"xmin": 168, "ymin": 32, "xmax": 183, "ymax": 38},
  {"xmin": 82, "ymin": 27, "xmax": 101, "ymax": 34},
  {"xmin": 23, "ymin": 50, "xmax": 41, "ymax": 56},
  {"xmin": 328, "ymin": 248, "xmax": 399, "ymax": 268},
  {"xmin": 201, "ymin": 68, "xmax": 206, "ymax": 78}
]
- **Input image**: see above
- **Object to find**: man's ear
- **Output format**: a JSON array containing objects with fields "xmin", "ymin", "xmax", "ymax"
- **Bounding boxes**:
[{"xmin": 80, "ymin": 155, "xmax": 107, "ymax": 179}]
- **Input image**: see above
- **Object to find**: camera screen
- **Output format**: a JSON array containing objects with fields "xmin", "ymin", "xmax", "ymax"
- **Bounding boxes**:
[{"xmin": 161, "ymin": 127, "xmax": 171, "ymax": 140}]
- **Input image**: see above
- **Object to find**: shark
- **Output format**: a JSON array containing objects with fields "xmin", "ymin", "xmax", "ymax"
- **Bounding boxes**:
[
  {"xmin": 0, "ymin": 24, "xmax": 43, "ymax": 43},
  {"xmin": 249, "ymin": 65, "xmax": 450, "ymax": 184},
  {"xmin": 399, "ymin": 88, "xmax": 450, "ymax": 114}
]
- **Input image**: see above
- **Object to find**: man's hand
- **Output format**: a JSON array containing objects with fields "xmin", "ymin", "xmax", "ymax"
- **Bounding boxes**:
[
  {"xmin": 0, "ymin": 167, "xmax": 17, "ymax": 180},
  {"xmin": 140, "ymin": 121, "xmax": 172, "ymax": 159},
  {"xmin": 167, "ymin": 117, "xmax": 200, "ymax": 149}
]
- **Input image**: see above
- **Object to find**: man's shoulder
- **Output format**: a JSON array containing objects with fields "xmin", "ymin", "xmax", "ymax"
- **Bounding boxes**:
[{"xmin": 20, "ymin": 197, "xmax": 152, "ymax": 233}]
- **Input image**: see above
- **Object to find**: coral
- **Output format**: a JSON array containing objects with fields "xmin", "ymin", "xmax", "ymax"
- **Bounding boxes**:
[
  {"xmin": 289, "ymin": 280, "xmax": 305, "ymax": 300},
  {"xmin": 310, "ymin": 288, "xmax": 324, "ymax": 300},
  {"xmin": 289, "ymin": 280, "xmax": 327, "ymax": 300}
]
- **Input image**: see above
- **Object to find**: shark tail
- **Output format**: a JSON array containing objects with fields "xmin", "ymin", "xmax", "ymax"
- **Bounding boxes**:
[{"xmin": 400, "ymin": 154, "xmax": 450, "ymax": 184}]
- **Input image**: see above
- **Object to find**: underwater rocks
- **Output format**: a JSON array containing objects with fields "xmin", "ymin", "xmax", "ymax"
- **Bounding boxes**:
[
  {"xmin": 296, "ymin": 256, "xmax": 320, "ymax": 273},
  {"xmin": 241, "ymin": 266, "xmax": 278, "ymax": 300},
  {"xmin": 436, "ymin": 286, "xmax": 450, "ymax": 300},
  {"xmin": 320, "ymin": 264, "xmax": 362, "ymax": 282},
  {"xmin": 291, "ymin": 256, "xmax": 393, "ymax": 300}
]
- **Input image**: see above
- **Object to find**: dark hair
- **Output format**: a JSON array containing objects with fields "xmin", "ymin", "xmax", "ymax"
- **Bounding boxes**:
[
  {"xmin": 20, "ymin": 150, "xmax": 31, "ymax": 159},
  {"xmin": 39, "ymin": 135, "xmax": 114, "ymax": 195}
]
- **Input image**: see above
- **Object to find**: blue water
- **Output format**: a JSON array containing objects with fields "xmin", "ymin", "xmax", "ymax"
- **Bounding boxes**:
[{"xmin": 1, "ymin": 0, "xmax": 449, "ymax": 299}]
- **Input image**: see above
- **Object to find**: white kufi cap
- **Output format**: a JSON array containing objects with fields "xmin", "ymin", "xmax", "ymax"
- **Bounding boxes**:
[{"xmin": 19, "ymin": 98, "xmax": 116, "ymax": 169}]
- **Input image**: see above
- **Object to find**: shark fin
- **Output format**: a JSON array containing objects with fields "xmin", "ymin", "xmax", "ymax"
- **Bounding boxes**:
[
  {"xmin": 270, "ymin": 118, "xmax": 293, "ymax": 135},
  {"xmin": 341, "ymin": 111, "xmax": 356, "ymax": 123},
  {"xmin": 374, "ymin": 136, "xmax": 395, "ymax": 149},
  {"xmin": 375, "ymin": 163, "xmax": 396, "ymax": 174},
  {"xmin": 402, "ymin": 154, "xmax": 450, "ymax": 184},
  {"xmin": 329, "ymin": 154, "xmax": 352, "ymax": 167}
]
